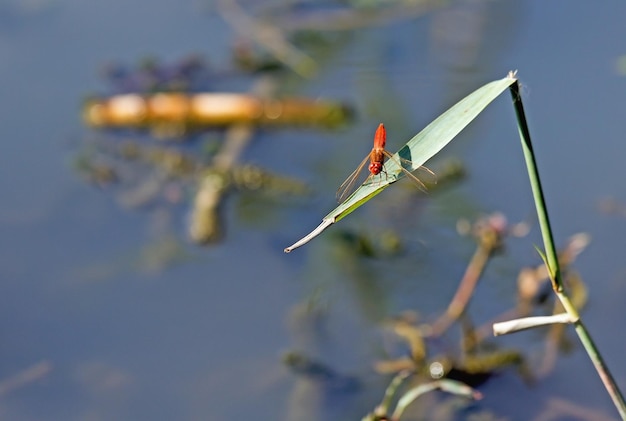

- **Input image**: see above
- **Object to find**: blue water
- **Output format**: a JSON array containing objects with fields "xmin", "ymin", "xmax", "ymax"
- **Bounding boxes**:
[{"xmin": 0, "ymin": 0, "xmax": 625, "ymax": 419}]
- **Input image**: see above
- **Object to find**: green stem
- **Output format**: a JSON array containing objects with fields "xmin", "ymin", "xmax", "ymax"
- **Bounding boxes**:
[{"xmin": 509, "ymin": 81, "xmax": 626, "ymax": 419}]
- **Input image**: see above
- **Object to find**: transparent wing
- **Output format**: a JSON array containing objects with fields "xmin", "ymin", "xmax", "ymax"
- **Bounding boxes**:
[
  {"xmin": 383, "ymin": 150, "xmax": 437, "ymax": 193},
  {"xmin": 336, "ymin": 154, "xmax": 370, "ymax": 203}
]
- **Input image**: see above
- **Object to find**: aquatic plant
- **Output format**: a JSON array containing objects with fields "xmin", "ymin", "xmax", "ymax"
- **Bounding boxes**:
[{"xmin": 285, "ymin": 71, "xmax": 626, "ymax": 419}]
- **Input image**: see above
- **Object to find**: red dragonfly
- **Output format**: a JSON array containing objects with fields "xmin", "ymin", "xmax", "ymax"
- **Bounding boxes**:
[{"xmin": 336, "ymin": 123, "xmax": 435, "ymax": 202}]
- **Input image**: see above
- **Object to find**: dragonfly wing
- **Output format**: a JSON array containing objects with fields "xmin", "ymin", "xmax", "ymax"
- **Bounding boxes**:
[
  {"xmin": 383, "ymin": 150, "xmax": 436, "ymax": 192},
  {"xmin": 336, "ymin": 154, "xmax": 370, "ymax": 203}
]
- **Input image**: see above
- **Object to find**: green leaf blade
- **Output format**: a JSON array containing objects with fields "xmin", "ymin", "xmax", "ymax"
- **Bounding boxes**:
[
  {"xmin": 285, "ymin": 72, "xmax": 517, "ymax": 252},
  {"xmin": 327, "ymin": 74, "xmax": 517, "ymax": 222}
]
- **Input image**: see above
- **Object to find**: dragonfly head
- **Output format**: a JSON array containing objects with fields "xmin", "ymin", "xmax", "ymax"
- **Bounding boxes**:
[{"xmin": 369, "ymin": 161, "xmax": 383, "ymax": 175}]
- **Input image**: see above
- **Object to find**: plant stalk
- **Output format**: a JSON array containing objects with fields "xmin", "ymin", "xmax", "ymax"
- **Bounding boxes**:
[{"xmin": 509, "ymin": 81, "xmax": 626, "ymax": 419}]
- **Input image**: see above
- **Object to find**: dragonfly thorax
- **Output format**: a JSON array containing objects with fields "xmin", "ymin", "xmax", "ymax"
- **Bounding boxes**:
[{"xmin": 368, "ymin": 148, "xmax": 385, "ymax": 175}]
